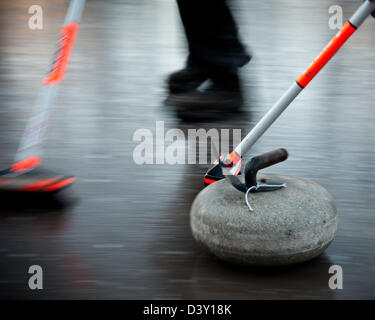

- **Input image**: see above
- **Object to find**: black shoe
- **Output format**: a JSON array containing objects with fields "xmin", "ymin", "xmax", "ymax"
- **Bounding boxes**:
[
  {"xmin": 167, "ymin": 62, "xmax": 210, "ymax": 94},
  {"xmin": 167, "ymin": 73, "xmax": 244, "ymax": 111}
]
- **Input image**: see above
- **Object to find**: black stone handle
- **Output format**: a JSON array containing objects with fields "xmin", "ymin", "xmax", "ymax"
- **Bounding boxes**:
[{"xmin": 245, "ymin": 148, "xmax": 288, "ymax": 188}]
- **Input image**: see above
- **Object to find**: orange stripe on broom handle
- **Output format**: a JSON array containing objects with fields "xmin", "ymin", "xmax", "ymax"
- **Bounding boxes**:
[
  {"xmin": 43, "ymin": 22, "xmax": 80, "ymax": 86},
  {"xmin": 297, "ymin": 21, "xmax": 356, "ymax": 88},
  {"xmin": 11, "ymin": 156, "xmax": 42, "ymax": 172}
]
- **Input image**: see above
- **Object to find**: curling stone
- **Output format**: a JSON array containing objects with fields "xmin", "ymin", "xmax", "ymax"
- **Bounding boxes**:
[{"xmin": 190, "ymin": 149, "xmax": 338, "ymax": 266}]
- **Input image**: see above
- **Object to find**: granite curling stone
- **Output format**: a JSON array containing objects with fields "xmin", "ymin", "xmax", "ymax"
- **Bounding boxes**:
[{"xmin": 190, "ymin": 174, "xmax": 338, "ymax": 266}]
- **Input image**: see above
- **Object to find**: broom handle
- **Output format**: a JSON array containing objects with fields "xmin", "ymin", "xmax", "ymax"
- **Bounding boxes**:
[
  {"xmin": 14, "ymin": 0, "xmax": 86, "ymax": 167},
  {"xmin": 234, "ymin": 0, "xmax": 375, "ymax": 157}
]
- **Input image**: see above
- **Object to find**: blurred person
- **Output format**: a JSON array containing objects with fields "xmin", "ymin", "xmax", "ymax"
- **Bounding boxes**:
[
  {"xmin": 167, "ymin": 0, "xmax": 375, "ymax": 111},
  {"xmin": 167, "ymin": 0, "xmax": 251, "ymax": 110}
]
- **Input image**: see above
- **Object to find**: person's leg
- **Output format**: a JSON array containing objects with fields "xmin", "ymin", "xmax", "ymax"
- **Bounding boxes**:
[
  {"xmin": 176, "ymin": 0, "xmax": 250, "ymax": 72},
  {"xmin": 168, "ymin": 0, "xmax": 250, "ymax": 111}
]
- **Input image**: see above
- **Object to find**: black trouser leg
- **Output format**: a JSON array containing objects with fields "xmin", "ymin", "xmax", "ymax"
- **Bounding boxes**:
[{"xmin": 176, "ymin": 0, "xmax": 250, "ymax": 73}]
